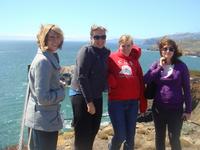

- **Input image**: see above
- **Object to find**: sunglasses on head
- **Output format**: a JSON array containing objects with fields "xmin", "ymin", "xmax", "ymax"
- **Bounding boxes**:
[
  {"xmin": 93, "ymin": 35, "xmax": 106, "ymax": 40},
  {"xmin": 162, "ymin": 47, "xmax": 175, "ymax": 52}
]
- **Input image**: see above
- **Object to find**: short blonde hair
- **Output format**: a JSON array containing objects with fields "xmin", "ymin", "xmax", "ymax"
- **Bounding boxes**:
[
  {"xmin": 90, "ymin": 24, "xmax": 107, "ymax": 37},
  {"xmin": 37, "ymin": 24, "xmax": 64, "ymax": 51},
  {"xmin": 118, "ymin": 35, "xmax": 133, "ymax": 45}
]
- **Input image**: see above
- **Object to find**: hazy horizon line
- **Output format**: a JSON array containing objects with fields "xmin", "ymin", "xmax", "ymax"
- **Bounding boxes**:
[{"xmin": 0, "ymin": 31, "xmax": 199, "ymax": 41}]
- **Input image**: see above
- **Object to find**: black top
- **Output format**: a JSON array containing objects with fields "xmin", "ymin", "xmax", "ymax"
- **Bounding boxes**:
[{"xmin": 71, "ymin": 45, "xmax": 110, "ymax": 103}]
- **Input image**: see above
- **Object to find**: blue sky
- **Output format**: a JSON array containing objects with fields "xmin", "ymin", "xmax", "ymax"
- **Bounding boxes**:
[{"xmin": 0, "ymin": 0, "xmax": 200, "ymax": 40}]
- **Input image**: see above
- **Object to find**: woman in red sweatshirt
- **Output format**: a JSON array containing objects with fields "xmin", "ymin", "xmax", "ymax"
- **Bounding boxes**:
[{"xmin": 107, "ymin": 35, "xmax": 147, "ymax": 150}]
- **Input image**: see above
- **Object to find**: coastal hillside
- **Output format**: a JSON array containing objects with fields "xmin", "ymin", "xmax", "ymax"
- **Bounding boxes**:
[
  {"xmin": 108, "ymin": 32, "xmax": 200, "ymax": 56},
  {"xmin": 136, "ymin": 32, "xmax": 200, "ymax": 56}
]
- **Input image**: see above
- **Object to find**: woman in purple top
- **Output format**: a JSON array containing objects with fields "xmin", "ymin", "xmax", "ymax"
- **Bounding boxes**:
[{"xmin": 144, "ymin": 37, "xmax": 192, "ymax": 150}]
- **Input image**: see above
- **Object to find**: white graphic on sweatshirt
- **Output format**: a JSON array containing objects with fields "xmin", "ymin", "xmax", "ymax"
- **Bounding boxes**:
[{"xmin": 119, "ymin": 65, "xmax": 132, "ymax": 75}]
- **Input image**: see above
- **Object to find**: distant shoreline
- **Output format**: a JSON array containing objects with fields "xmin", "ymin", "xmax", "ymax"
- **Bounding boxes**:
[
  {"xmin": 182, "ymin": 50, "xmax": 200, "ymax": 57},
  {"xmin": 147, "ymin": 49, "xmax": 200, "ymax": 57}
]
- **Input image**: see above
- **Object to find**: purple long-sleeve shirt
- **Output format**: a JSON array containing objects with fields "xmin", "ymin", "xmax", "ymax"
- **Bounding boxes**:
[{"xmin": 144, "ymin": 60, "xmax": 192, "ymax": 113}]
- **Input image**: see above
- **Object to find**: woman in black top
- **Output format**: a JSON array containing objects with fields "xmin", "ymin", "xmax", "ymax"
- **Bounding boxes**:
[{"xmin": 69, "ymin": 25, "xmax": 110, "ymax": 150}]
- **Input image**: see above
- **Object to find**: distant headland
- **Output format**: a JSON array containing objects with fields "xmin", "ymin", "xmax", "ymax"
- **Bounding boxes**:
[
  {"xmin": 108, "ymin": 32, "xmax": 200, "ymax": 57},
  {"xmin": 135, "ymin": 32, "xmax": 200, "ymax": 57}
]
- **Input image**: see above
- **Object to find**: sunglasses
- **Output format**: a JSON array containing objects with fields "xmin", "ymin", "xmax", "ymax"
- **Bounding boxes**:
[
  {"xmin": 162, "ymin": 47, "xmax": 175, "ymax": 52},
  {"xmin": 93, "ymin": 35, "xmax": 106, "ymax": 40}
]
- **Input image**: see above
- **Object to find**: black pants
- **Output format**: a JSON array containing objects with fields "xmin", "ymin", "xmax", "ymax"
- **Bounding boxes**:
[
  {"xmin": 71, "ymin": 95, "xmax": 102, "ymax": 150},
  {"xmin": 152, "ymin": 103, "xmax": 183, "ymax": 150},
  {"xmin": 29, "ymin": 128, "xmax": 58, "ymax": 150}
]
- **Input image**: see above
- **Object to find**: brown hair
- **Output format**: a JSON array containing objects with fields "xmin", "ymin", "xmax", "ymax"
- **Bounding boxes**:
[
  {"xmin": 37, "ymin": 24, "xmax": 64, "ymax": 51},
  {"xmin": 158, "ymin": 37, "xmax": 182, "ymax": 64}
]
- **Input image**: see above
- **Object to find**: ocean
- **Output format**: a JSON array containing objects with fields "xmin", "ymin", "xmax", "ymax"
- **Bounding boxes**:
[{"xmin": 0, "ymin": 41, "xmax": 199, "ymax": 149}]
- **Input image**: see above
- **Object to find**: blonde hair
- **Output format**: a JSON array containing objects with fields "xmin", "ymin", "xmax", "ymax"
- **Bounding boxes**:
[
  {"xmin": 37, "ymin": 24, "xmax": 64, "ymax": 51},
  {"xmin": 90, "ymin": 24, "xmax": 107, "ymax": 37},
  {"xmin": 118, "ymin": 35, "xmax": 133, "ymax": 45}
]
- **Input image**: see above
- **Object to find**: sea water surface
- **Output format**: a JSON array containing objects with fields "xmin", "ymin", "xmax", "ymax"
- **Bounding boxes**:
[{"xmin": 0, "ymin": 41, "xmax": 199, "ymax": 148}]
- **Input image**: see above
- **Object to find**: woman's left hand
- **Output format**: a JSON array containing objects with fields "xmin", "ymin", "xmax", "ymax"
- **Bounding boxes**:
[
  {"xmin": 182, "ymin": 113, "xmax": 191, "ymax": 121},
  {"xmin": 87, "ymin": 102, "xmax": 96, "ymax": 115}
]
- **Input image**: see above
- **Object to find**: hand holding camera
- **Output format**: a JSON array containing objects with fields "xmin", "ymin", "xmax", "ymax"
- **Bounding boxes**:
[{"xmin": 59, "ymin": 73, "xmax": 72, "ymax": 88}]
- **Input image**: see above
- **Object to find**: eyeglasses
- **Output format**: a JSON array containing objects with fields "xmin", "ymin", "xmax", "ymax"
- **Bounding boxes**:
[
  {"xmin": 162, "ymin": 47, "xmax": 175, "ymax": 52},
  {"xmin": 93, "ymin": 35, "xmax": 106, "ymax": 40}
]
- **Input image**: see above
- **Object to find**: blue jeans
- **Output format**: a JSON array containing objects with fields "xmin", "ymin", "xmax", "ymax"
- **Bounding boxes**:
[
  {"xmin": 29, "ymin": 128, "xmax": 58, "ymax": 150},
  {"xmin": 108, "ymin": 100, "xmax": 138, "ymax": 150}
]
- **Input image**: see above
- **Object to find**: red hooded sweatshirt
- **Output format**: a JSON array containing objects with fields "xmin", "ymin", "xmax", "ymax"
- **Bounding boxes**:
[{"xmin": 107, "ymin": 45, "xmax": 147, "ymax": 113}]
